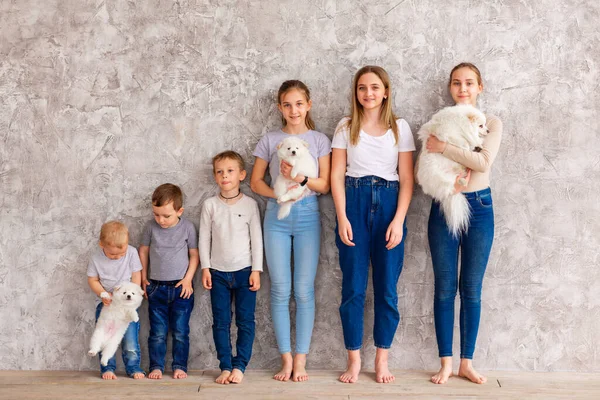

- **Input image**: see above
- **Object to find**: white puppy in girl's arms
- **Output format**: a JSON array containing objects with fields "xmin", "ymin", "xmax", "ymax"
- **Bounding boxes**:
[
  {"xmin": 416, "ymin": 104, "xmax": 488, "ymax": 237},
  {"xmin": 273, "ymin": 136, "xmax": 317, "ymax": 220}
]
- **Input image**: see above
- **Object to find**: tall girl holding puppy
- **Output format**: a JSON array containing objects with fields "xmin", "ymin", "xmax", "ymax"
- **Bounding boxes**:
[
  {"xmin": 331, "ymin": 66, "xmax": 415, "ymax": 384},
  {"xmin": 250, "ymin": 80, "xmax": 331, "ymax": 382},
  {"xmin": 425, "ymin": 63, "xmax": 503, "ymax": 385}
]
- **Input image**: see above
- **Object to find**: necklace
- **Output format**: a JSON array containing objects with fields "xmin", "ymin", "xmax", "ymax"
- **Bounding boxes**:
[{"xmin": 219, "ymin": 190, "xmax": 241, "ymax": 200}]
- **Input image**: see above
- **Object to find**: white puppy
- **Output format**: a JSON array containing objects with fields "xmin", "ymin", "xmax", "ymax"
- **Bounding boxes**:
[
  {"xmin": 273, "ymin": 136, "xmax": 318, "ymax": 220},
  {"xmin": 416, "ymin": 104, "xmax": 488, "ymax": 237},
  {"xmin": 88, "ymin": 281, "xmax": 144, "ymax": 366}
]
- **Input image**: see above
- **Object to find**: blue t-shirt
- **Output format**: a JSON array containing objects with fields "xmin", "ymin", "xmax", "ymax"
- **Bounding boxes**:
[{"xmin": 253, "ymin": 130, "xmax": 331, "ymax": 196}]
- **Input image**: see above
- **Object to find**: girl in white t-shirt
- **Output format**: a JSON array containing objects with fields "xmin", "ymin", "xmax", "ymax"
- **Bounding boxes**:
[{"xmin": 331, "ymin": 66, "xmax": 415, "ymax": 384}]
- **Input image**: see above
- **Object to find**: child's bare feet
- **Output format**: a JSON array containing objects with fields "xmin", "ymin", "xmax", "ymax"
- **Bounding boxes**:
[
  {"xmin": 215, "ymin": 370, "xmax": 231, "ymax": 384},
  {"xmin": 102, "ymin": 371, "xmax": 117, "ymax": 380},
  {"xmin": 132, "ymin": 372, "xmax": 145, "ymax": 380},
  {"xmin": 339, "ymin": 350, "xmax": 361, "ymax": 383},
  {"xmin": 458, "ymin": 359, "xmax": 487, "ymax": 384},
  {"xmin": 431, "ymin": 357, "xmax": 453, "ymax": 384},
  {"xmin": 375, "ymin": 348, "xmax": 394, "ymax": 384},
  {"xmin": 273, "ymin": 352, "xmax": 293, "ymax": 381},
  {"xmin": 227, "ymin": 368, "xmax": 244, "ymax": 384},
  {"xmin": 292, "ymin": 354, "xmax": 308, "ymax": 382},
  {"xmin": 173, "ymin": 369, "xmax": 188, "ymax": 379},
  {"xmin": 148, "ymin": 369, "xmax": 162, "ymax": 379}
]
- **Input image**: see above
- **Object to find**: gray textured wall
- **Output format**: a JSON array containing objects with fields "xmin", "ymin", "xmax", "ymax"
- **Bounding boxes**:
[{"xmin": 1, "ymin": 0, "xmax": 599, "ymax": 372}]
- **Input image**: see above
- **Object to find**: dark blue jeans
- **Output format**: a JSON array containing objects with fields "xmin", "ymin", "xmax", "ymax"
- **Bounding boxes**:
[
  {"xmin": 146, "ymin": 280, "xmax": 194, "ymax": 373},
  {"xmin": 336, "ymin": 176, "xmax": 407, "ymax": 350},
  {"xmin": 94, "ymin": 303, "xmax": 144, "ymax": 377},
  {"xmin": 428, "ymin": 187, "xmax": 494, "ymax": 359},
  {"xmin": 210, "ymin": 267, "xmax": 257, "ymax": 373}
]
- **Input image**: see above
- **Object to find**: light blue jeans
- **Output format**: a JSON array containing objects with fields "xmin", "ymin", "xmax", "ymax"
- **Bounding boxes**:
[{"xmin": 264, "ymin": 196, "xmax": 321, "ymax": 354}]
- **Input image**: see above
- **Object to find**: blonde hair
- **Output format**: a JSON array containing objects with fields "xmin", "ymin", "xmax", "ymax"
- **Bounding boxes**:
[
  {"xmin": 339, "ymin": 66, "xmax": 398, "ymax": 146},
  {"xmin": 277, "ymin": 80, "xmax": 316, "ymax": 130},
  {"xmin": 99, "ymin": 221, "xmax": 129, "ymax": 247},
  {"xmin": 448, "ymin": 62, "xmax": 484, "ymax": 88},
  {"xmin": 212, "ymin": 150, "xmax": 246, "ymax": 173}
]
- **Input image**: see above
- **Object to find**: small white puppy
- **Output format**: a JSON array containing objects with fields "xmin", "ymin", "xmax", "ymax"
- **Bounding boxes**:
[
  {"xmin": 273, "ymin": 136, "xmax": 317, "ymax": 220},
  {"xmin": 416, "ymin": 104, "xmax": 488, "ymax": 237},
  {"xmin": 88, "ymin": 281, "xmax": 144, "ymax": 366}
]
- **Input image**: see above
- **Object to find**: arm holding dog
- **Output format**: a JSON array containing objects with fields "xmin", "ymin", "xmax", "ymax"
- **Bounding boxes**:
[
  {"xmin": 280, "ymin": 152, "xmax": 331, "ymax": 194},
  {"xmin": 88, "ymin": 276, "xmax": 112, "ymax": 306},
  {"xmin": 250, "ymin": 157, "xmax": 277, "ymax": 199}
]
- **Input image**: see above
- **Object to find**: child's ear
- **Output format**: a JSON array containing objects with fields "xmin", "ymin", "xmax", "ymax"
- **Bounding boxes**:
[
  {"xmin": 240, "ymin": 170, "xmax": 247, "ymax": 181},
  {"xmin": 176, "ymin": 207, "xmax": 184, "ymax": 217},
  {"xmin": 467, "ymin": 113, "xmax": 478, "ymax": 123}
]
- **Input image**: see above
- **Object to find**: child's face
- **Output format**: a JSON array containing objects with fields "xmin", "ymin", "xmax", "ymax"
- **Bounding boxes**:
[
  {"xmin": 100, "ymin": 242, "xmax": 128, "ymax": 260},
  {"xmin": 449, "ymin": 67, "xmax": 482, "ymax": 106},
  {"xmin": 214, "ymin": 158, "xmax": 246, "ymax": 192},
  {"xmin": 278, "ymin": 89, "xmax": 312, "ymax": 128},
  {"xmin": 356, "ymin": 72, "xmax": 387, "ymax": 111},
  {"xmin": 152, "ymin": 201, "xmax": 184, "ymax": 229}
]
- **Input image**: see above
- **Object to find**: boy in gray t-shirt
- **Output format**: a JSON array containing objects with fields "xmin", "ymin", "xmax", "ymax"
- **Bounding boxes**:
[
  {"xmin": 139, "ymin": 183, "xmax": 199, "ymax": 380},
  {"xmin": 87, "ymin": 221, "xmax": 144, "ymax": 380}
]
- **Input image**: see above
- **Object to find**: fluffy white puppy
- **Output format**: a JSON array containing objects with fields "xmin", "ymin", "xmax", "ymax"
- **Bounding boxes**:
[
  {"xmin": 88, "ymin": 281, "xmax": 144, "ymax": 366},
  {"xmin": 273, "ymin": 136, "xmax": 317, "ymax": 220},
  {"xmin": 416, "ymin": 104, "xmax": 488, "ymax": 237}
]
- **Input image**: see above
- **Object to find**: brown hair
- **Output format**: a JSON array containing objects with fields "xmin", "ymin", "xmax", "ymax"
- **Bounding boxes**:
[
  {"xmin": 99, "ymin": 221, "xmax": 129, "ymax": 247},
  {"xmin": 277, "ymin": 80, "xmax": 316, "ymax": 130},
  {"xmin": 338, "ymin": 66, "xmax": 398, "ymax": 146},
  {"xmin": 448, "ymin": 62, "xmax": 484, "ymax": 88},
  {"xmin": 152, "ymin": 183, "xmax": 183, "ymax": 211},
  {"xmin": 212, "ymin": 150, "xmax": 245, "ymax": 173}
]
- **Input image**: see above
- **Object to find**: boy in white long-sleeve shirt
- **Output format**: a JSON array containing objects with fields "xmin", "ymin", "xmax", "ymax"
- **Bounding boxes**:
[{"xmin": 199, "ymin": 150, "xmax": 263, "ymax": 385}]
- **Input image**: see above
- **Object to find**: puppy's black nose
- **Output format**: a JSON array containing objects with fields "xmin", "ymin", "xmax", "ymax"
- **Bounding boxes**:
[
  {"xmin": 291, "ymin": 151, "xmax": 296, "ymax": 155},
  {"xmin": 127, "ymin": 295, "xmax": 131, "ymax": 300}
]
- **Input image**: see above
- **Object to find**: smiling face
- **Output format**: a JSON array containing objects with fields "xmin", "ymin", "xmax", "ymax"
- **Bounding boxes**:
[
  {"xmin": 449, "ymin": 67, "xmax": 483, "ymax": 106},
  {"xmin": 278, "ymin": 88, "xmax": 312, "ymax": 129},
  {"xmin": 356, "ymin": 72, "xmax": 388, "ymax": 111},
  {"xmin": 213, "ymin": 157, "xmax": 246, "ymax": 192},
  {"xmin": 152, "ymin": 201, "xmax": 183, "ymax": 229}
]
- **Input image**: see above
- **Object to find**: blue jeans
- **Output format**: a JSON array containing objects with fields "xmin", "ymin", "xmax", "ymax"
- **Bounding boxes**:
[
  {"xmin": 146, "ymin": 280, "xmax": 194, "ymax": 373},
  {"xmin": 428, "ymin": 187, "xmax": 495, "ymax": 359},
  {"xmin": 94, "ymin": 303, "xmax": 144, "ymax": 377},
  {"xmin": 210, "ymin": 267, "xmax": 257, "ymax": 373},
  {"xmin": 336, "ymin": 176, "xmax": 407, "ymax": 350},
  {"xmin": 264, "ymin": 195, "xmax": 321, "ymax": 354}
]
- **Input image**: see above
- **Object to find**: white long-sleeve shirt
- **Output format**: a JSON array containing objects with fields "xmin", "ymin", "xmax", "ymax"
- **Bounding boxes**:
[{"xmin": 199, "ymin": 194, "xmax": 263, "ymax": 272}]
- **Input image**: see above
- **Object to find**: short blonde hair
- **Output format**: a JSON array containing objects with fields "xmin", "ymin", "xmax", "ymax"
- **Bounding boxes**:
[
  {"xmin": 99, "ymin": 221, "xmax": 129, "ymax": 247},
  {"xmin": 212, "ymin": 150, "xmax": 246, "ymax": 173}
]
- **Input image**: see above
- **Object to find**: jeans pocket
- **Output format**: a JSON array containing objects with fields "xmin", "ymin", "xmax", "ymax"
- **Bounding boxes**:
[
  {"xmin": 479, "ymin": 193, "xmax": 493, "ymax": 207},
  {"xmin": 146, "ymin": 281, "xmax": 158, "ymax": 298}
]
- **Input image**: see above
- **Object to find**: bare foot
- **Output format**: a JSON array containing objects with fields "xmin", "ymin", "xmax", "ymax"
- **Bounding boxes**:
[
  {"xmin": 375, "ymin": 348, "xmax": 394, "ymax": 384},
  {"xmin": 431, "ymin": 357, "xmax": 453, "ymax": 384},
  {"xmin": 102, "ymin": 371, "xmax": 117, "ymax": 380},
  {"xmin": 215, "ymin": 370, "xmax": 231, "ymax": 384},
  {"xmin": 132, "ymin": 372, "xmax": 145, "ymax": 380},
  {"xmin": 339, "ymin": 350, "xmax": 361, "ymax": 384},
  {"xmin": 273, "ymin": 353, "xmax": 293, "ymax": 381},
  {"xmin": 458, "ymin": 359, "xmax": 487, "ymax": 384},
  {"xmin": 292, "ymin": 354, "xmax": 308, "ymax": 382},
  {"xmin": 227, "ymin": 368, "xmax": 244, "ymax": 384},
  {"xmin": 173, "ymin": 369, "xmax": 188, "ymax": 379},
  {"xmin": 148, "ymin": 369, "xmax": 163, "ymax": 380}
]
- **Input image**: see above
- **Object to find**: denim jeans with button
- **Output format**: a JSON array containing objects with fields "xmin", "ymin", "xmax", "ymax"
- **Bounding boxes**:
[
  {"xmin": 209, "ymin": 267, "xmax": 257, "ymax": 373},
  {"xmin": 428, "ymin": 187, "xmax": 494, "ymax": 359},
  {"xmin": 146, "ymin": 280, "xmax": 194, "ymax": 373},
  {"xmin": 336, "ymin": 176, "xmax": 407, "ymax": 350},
  {"xmin": 94, "ymin": 303, "xmax": 144, "ymax": 377}
]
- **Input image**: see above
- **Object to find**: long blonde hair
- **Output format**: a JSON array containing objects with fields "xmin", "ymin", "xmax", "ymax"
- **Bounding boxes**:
[
  {"xmin": 277, "ymin": 80, "xmax": 316, "ymax": 130},
  {"xmin": 339, "ymin": 66, "xmax": 398, "ymax": 146}
]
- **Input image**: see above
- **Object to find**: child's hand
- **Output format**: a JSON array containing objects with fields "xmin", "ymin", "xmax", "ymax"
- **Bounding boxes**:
[
  {"xmin": 426, "ymin": 134, "xmax": 447, "ymax": 153},
  {"xmin": 454, "ymin": 169, "xmax": 471, "ymax": 194},
  {"xmin": 249, "ymin": 271, "xmax": 261, "ymax": 291},
  {"xmin": 100, "ymin": 291, "xmax": 112, "ymax": 306},
  {"xmin": 202, "ymin": 269, "xmax": 212, "ymax": 290},
  {"xmin": 142, "ymin": 279, "xmax": 150, "ymax": 298},
  {"xmin": 175, "ymin": 278, "xmax": 194, "ymax": 299}
]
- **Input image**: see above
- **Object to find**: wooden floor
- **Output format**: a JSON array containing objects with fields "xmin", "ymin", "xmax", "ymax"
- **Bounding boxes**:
[{"xmin": 0, "ymin": 369, "xmax": 598, "ymax": 399}]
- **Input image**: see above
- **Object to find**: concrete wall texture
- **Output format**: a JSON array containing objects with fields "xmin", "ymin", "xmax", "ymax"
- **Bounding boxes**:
[{"xmin": 1, "ymin": 0, "xmax": 598, "ymax": 372}]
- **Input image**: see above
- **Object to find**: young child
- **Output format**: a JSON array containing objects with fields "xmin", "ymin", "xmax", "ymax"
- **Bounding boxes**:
[
  {"xmin": 139, "ymin": 183, "xmax": 199, "ymax": 380},
  {"xmin": 250, "ymin": 80, "xmax": 331, "ymax": 382},
  {"xmin": 199, "ymin": 151, "xmax": 263, "ymax": 385},
  {"xmin": 331, "ymin": 66, "xmax": 415, "ymax": 384},
  {"xmin": 87, "ymin": 221, "xmax": 145, "ymax": 380}
]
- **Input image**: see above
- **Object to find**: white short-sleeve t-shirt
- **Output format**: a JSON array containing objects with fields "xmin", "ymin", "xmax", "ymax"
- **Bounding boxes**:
[{"xmin": 331, "ymin": 118, "xmax": 416, "ymax": 181}]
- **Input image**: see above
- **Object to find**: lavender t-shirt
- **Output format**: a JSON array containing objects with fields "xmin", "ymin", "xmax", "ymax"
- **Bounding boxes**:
[{"xmin": 252, "ymin": 130, "xmax": 331, "ymax": 196}]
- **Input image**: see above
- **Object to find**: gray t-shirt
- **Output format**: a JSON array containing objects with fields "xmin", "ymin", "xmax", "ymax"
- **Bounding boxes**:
[
  {"xmin": 87, "ymin": 245, "xmax": 143, "ymax": 302},
  {"xmin": 140, "ymin": 217, "xmax": 198, "ymax": 281},
  {"xmin": 253, "ymin": 130, "xmax": 331, "ymax": 196}
]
